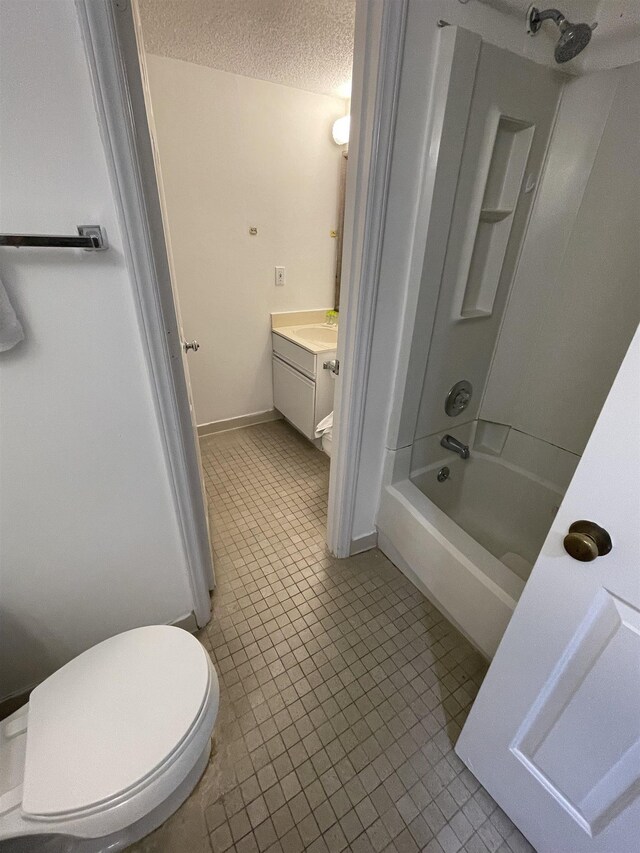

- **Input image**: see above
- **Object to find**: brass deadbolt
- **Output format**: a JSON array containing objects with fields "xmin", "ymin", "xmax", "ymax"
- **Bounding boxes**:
[{"xmin": 563, "ymin": 520, "xmax": 612, "ymax": 562}]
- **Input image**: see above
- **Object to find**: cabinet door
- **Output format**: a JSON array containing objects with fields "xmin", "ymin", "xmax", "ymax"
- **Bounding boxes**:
[{"xmin": 272, "ymin": 356, "xmax": 316, "ymax": 439}]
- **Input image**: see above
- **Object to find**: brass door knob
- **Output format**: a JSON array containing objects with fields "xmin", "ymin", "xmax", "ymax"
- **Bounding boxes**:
[{"xmin": 563, "ymin": 520, "xmax": 612, "ymax": 562}]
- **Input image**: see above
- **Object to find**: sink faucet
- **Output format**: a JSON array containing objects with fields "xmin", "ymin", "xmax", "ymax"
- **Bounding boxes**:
[{"xmin": 440, "ymin": 434, "xmax": 470, "ymax": 459}]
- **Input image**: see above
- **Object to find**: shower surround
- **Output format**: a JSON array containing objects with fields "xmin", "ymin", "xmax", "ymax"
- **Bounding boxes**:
[{"xmin": 375, "ymin": 26, "xmax": 639, "ymax": 658}]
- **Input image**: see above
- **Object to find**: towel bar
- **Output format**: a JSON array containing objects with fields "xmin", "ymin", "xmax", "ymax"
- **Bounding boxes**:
[{"xmin": 0, "ymin": 225, "xmax": 107, "ymax": 251}]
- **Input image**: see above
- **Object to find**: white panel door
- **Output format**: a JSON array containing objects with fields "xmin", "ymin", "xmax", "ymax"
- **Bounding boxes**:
[{"xmin": 455, "ymin": 326, "xmax": 640, "ymax": 852}]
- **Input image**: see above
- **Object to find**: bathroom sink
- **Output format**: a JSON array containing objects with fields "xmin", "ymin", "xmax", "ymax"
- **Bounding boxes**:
[
  {"xmin": 292, "ymin": 325, "xmax": 338, "ymax": 345},
  {"xmin": 275, "ymin": 323, "xmax": 338, "ymax": 351}
]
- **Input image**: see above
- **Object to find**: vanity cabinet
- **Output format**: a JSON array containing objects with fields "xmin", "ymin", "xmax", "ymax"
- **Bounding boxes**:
[{"xmin": 272, "ymin": 332, "xmax": 336, "ymax": 442}]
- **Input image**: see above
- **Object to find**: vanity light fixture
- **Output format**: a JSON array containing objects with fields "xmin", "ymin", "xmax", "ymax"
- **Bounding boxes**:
[{"xmin": 332, "ymin": 115, "xmax": 350, "ymax": 146}]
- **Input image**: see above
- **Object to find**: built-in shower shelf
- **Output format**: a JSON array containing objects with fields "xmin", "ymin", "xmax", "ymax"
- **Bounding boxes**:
[
  {"xmin": 455, "ymin": 115, "xmax": 535, "ymax": 321},
  {"xmin": 479, "ymin": 208, "xmax": 513, "ymax": 223}
]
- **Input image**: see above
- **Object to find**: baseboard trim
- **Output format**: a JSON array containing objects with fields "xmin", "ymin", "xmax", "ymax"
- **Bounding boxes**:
[
  {"xmin": 349, "ymin": 530, "xmax": 378, "ymax": 555},
  {"xmin": 198, "ymin": 409, "xmax": 281, "ymax": 437}
]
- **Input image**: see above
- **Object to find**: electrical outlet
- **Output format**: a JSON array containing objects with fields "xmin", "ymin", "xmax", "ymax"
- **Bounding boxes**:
[{"xmin": 275, "ymin": 266, "xmax": 285, "ymax": 286}]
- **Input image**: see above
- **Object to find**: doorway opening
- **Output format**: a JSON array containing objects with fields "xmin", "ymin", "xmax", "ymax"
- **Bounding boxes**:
[{"xmin": 133, "ymin": 0, "xmax": 355, "ymax": 589}]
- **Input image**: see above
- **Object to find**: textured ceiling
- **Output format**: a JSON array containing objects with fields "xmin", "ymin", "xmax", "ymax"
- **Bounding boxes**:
[{"xmin": 137, "ymin": 0, "xmax": 355, "ymax": 98}]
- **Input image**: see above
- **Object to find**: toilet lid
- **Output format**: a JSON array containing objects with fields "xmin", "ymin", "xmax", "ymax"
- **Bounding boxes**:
[{"xmin": 23, "ymin": 625, "xmax": 211, "ymax": 817}]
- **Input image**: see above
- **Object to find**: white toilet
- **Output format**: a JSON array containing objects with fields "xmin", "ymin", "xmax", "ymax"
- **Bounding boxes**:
[{"xmin": 0, "ymin": 625, "xmax": 219, "ymax": 852}]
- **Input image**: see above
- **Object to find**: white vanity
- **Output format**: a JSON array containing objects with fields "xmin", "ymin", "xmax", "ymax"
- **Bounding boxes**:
[{"xmin": 271, "ymin": 311, "xmax": 338, "ymax": 442}]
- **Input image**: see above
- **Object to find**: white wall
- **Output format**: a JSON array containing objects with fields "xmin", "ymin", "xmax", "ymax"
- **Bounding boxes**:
[
  {"xmin": 573, "ymin": 1, "xmax": 640, "ymax": 73},
  {"xmin": 0, "ymin": 1, "xmax": 195, "ymax": 701},
  {"xmin": 481, "ymin": 62, "xmax": 640, "ymax": 455},
  {"xmin": 143, "ymin": 54, "xmax": 345, "ymax": 426}
]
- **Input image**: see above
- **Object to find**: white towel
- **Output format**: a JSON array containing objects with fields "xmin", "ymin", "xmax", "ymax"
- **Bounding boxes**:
[
  {"xmin": 315, "ymin": 411, "xmax": 333, "ymax": 438},
  {"xmin": 0, "ymin": 276, "xmax": 24, "ymax": 351}
]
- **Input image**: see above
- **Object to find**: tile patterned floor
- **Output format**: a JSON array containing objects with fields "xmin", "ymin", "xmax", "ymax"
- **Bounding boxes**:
[{"xmin": 129, "ymin": 420, "xmax": 534, "ymax": 853}]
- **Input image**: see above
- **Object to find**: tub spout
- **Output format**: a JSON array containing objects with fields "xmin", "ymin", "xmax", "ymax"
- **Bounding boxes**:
[{"xmin": 440, "ymin": 435, "xmax": 470, "ymax": 459}]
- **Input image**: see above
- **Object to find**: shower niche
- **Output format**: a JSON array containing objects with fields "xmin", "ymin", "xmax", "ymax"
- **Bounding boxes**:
[{"xmin": 454, "ymin": 115, "xmax": 535, "ymax": 319}]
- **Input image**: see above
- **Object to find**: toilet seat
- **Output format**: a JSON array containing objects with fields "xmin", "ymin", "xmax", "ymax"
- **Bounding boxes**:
[
  {"xmin": 0, "ymin": 625, "xmax": 219, "ymax": 851},
  {"xmin": 24, "ymin": 625, "xmax": 210, "ymax": 818}
]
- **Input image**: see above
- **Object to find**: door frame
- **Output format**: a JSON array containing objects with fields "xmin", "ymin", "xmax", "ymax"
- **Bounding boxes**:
[
  {"xmin": 75, "ymin": 0, "xmax": 407, "ymax": 584},
  {"xmin": 326, "ymin": 0, "xmax": 407, "ymax": 556},
  {"xmin": 76, "ymin": 0, "xmax": 213, "ymax": 626}
]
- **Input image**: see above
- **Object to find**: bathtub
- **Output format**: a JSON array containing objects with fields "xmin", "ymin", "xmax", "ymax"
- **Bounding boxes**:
[{"xmin": 377, "ymin": 435, "xmax": 571, "ymax": 658}]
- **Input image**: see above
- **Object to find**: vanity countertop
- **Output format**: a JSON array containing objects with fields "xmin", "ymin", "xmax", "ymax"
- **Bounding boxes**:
[{"xmin": 272, "ymin": 323, "xmax": 338, "ymax": 354}]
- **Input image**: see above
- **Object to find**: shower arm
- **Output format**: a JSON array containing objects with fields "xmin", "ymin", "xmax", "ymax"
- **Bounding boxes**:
[
  {"xmin": 529, "ymin": 7, "xmax": 567, "ymax": 33},
  {"xmin": 535, "ymin": 8, "xmax": 564, "ymax": 24}
]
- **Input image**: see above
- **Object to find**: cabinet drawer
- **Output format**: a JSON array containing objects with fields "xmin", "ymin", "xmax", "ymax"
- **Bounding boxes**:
[
  {"xmin": 272, "ymin": 356, "xmax": 316, "ymax": 439},
  {"xmin": 271, "ymin": 332, "xmax": 316, "ymax": 378}
]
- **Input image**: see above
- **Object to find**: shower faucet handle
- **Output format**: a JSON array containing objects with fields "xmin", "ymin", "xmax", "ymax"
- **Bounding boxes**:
[{"xmin": 445, "ymin": 380, "xmax": 472, "ymax": 417}]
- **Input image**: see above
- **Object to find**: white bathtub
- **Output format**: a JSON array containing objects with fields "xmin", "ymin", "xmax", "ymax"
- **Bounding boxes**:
[
  {"xmin": 377, "ymin": 443, "xmax": 568, "ymax": 658},
  {"xmin": 413, "ymin": 453, "xmax": 564, "ymax": 577}
]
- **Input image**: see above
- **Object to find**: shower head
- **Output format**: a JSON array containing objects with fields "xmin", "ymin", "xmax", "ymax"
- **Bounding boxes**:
[
  {"xmin": 554, "ymin": 20, "xmax": 593, "ymax": 62},
  {"xmin": 526, "ymin": 5, "xmax": 597, "ymax": 63}
]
